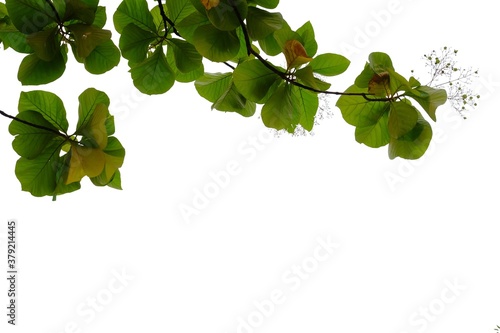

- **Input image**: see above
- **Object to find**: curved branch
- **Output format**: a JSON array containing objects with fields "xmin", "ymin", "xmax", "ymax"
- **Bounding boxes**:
[
  {"xmin": 0, "ymin": 110, "xmax": 68, "ymax": 139},
  {"xmin": 228, "ymin": 0, "xmax": 396, "ymax": 102}
]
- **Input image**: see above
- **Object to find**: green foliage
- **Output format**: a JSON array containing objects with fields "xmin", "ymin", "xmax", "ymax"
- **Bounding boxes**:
[
  {"xmin": 0, "ymin": 0, "xmax": 119, "ymax": 85},
  {"xmin": 1, "ymin": 0, "xmax": 473, "ymax": 199},
  {"xmin": 8, "ymin": 89, "xmax": 124, "ymax": 200},
  {"xmin": 336, "ymin": 52, "xmax": 446, "ymax": 159}
]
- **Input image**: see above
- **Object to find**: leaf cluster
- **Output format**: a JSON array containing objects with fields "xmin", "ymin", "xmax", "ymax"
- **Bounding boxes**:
[
  {"xmin": 336, "ymin": 52, "xmax": 447, "ymax": 159},
  {"xmin": 0, "ymin": 0, "xmax": 459, "ymax": 199},
  {"xmin": 0, "ymin": 0, "xmax": 120, "ymax": 85},
  {"xmin": 8, "ymin": 89, "xmax": 124, "ymax": 200}
]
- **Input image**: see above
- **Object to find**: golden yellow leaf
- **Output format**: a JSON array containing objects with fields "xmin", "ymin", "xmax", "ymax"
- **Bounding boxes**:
[
  {"xmin": 102, "ymin": 152, "xmax": 125, "ymax": 182},
  {"xmin": 66, "ymin": 143, "xmax": 106, "ymax": 184},
  {"xmin": 87, "ymin": 103, "xmax": 108, "ymax": 149},
  {"xmin": 283, "ymin": 39, "xmax": 312, "ymax": 70},
  {"xmin": 201, "ymin": 0, "xmax": 220, "ymax": 10}
]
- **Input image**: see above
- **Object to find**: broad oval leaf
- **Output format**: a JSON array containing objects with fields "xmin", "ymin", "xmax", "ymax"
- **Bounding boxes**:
[
  {"xmin": 310, "ymin": 53, "xmax": 350, "ymax": 76},
  {"xmin": 130, "ymin": 46, "xmax": 175, "ymax": 95},
  {"xmin": 261, "ymin": 84, "xmax": 298, "ymax": 131},
  {"xmin": 168, "ymin": 38, "xmax": 203, "ymax": 73},
  {"xmin": 233, "ymin": 59, "xmax": 281, "ymax": 103},
  {"xmin": 291, "ymin": 86, "xmax": 319, "ymax": 132},
  {"xmin": 113, "ymin": 0, "xmax": 156, "ymax": 34},
  {"xmin": 5, "ymin": 0, "xmax": 55, "ymax": 34},
  {"xmin": 18, "ymin": 50, "xmax": 66, "ymax": 85},
  {"xmin": 26, "ymin": 27, "xmax": 59, "ymax": 61},
  {"xmin": 388, "ymin": 100, "xmax": 419, "ymax": 139},
  {"xmin": 9, "ymin": 111, "xmax": 62, "ymax": 159},
  {"xmin": 246, "ymin": 7, "xmax": 283, "ymax": 40},
  {"xmin": 119, "ymin": 23, "xmax": 156, "ymax": 64},
  {"xmin": 388, "ymin": 114, "xmax": 433, "ymax": 160},
  {"xmin": 193, "ymin": 24, "xmax": 240, "ymax": 62},
  {"xmin": 18, "ymin": 90, "xmax": 69, "ymax": 131},
  {"xmin": 84, "ymin": 39, "xmax": 121, "ymax": 74},
  {"xmin": 15, "ymin": 140, "xmax": 66, "ymax": 197},
  {"xmin": 76, "ymin": 88, "xmax": 110, "ymax": 133}
]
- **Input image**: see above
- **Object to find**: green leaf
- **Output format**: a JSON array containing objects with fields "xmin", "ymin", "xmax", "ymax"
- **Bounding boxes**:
[
  {"xmin": 195, "ymin": 72, "xmax": 256, "ymax": 117},
  {"xmin": 113, "ymin": 0, "xmax": 156, "ymax": 34},
  {"xmin": 248, "ymin": 0, "xmax": 279, "ymax": 9},
  {"xmin": 206, "ymin": 0, "xmax": 247, "ymax": 31},
  {"xmin": 406, "ymin": 85, "xmax": 447, "ymax": 121},
  {"xmin": 233, "ymin": 59, "xmax": 281, "ymax": 103},
  {"xmin": 166, "ymin": 46, "xmax": 204, "ymax": 82},
  {"xmin": 355, "ymin": 106, "xmax": 390, "ymax": 148},
  {"xmin": 84, "ymin": 39, "xmax": 121, "ymax": 74},
  {"xmin": 76, "ymin": 88, "xmax": 110, "ymax": 134},
  {"xmin": 5, "ymin": 0, "xmax": 55, "ymax": 34},
  {"xmin": 388, "ymin": 113, "xmax": 432, "ymax": 160},
  {"xmin": 336, "ymin": 85, "xmax": 386, "ymax": 127},
  {"xmin": 291, "ymin": 86, "xmax": 318, "ymax": 132},
  {"xmin": 18, "ymin": 48, "xmax": 66, "ymax": 85},
  {"xmin": 261, "ymin": 84, "xmax": 298, "ymax": 131},
  {"xmin": 26, "ymin": 27, "xmax": 59, "ymax": 61},
  {"xmin": 176, "ymin": 11, "xmax": 210, "ymax": 44},
  {"xmin": 246, "ymin": 7, "xmax": 283, "ymax": 40},
  {"xmin": 195, "ymin": 72, "xmax": 233, "ymax": 102},
  {"xmin": 295, "ymin": 66, "xmax": 331, "ymax": 91},
  {"xmin": 388, "ymin": 100, "xmax": 419, "ymax": 139},
  {"xmin": 310, "ymin": 53, "xmax": 350, "ymax": 76},
  {"xmin": 95, "ymin": 169, "xmax": 122, "ymax": 190},
  {"xmin": 0, "ymin": 25, "xmax": 34, "ymax": 53},
  {"xmin": 193, "ymin": 24, "xmax": 240, "ymax": 62},
  {"xmin": 90, "ymin": 137, "xmax": 126, "ymax": 187},
  {"xmin": 213, "ymin": 84, "xmax": 256, "ymax": 117},
  {"xmin": 296, "ymin": 21, "xmax": 317, "ymax": 57},
  {"xmin": 166, "ymin": 0, "xmax": 197, "ymax": 25},
  {"xmin": 68, "ymin": 24, "xmax": 112, "ymax": 58},
  {"xmin": 15, "ymin": 140, "xmax": 65, "ymax": 197},
  {"xmin": 62, "ymin": 0, "xmax": 98, "ymax": 24},
  {"xmin": 52, "ymin": 153, "xmax": 82, "ymax": 200},
  {"xmin": 119, "ymin": 23, "xmax": 156, "ymax": 63},
  {"xmin": 92, "ymin": 6, "xmax": 107, "ymax": 28},
  {"xmin": 409, "ymin": 76, "xmax": 420, "ymax": 88},
  {"xmin": 258, "ymin": 31, "xmax": 281, "ymax": 56},
  {"xmin": 18, "ymin": 90, "xmax": 69, "ymax": 131},
  {"xmin": 273, "ymin": 24, "xmax": 301, "ymax": 50},
  {"xmin": 130, "ymin": 46, "xmax": 175, "ymax": 95},
  {"xmin": 368, "ymin": 52, "xmax": 395, "ymax": 74},
  {"xmin": 167, "ymin": 38, "xmax": 203, "ymax": 73},
  {"xmin": 9, "ymin": 111, "xmax": 62, "ymax": 159}
]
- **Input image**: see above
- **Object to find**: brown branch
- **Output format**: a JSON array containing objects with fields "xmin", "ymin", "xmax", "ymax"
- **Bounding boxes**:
[
  {"xmin": 0, "ymin": 110, "xmax": 68, "ymax": 139},
  {"xmin": 228, "ymin": 0, "xmax": 396, "ymax": 102}
]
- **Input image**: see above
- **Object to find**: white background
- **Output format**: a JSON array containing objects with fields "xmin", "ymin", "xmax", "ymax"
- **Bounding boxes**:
[{"xmin": 1, "ymin": 0, "xmax": 499, "ymax": 332}]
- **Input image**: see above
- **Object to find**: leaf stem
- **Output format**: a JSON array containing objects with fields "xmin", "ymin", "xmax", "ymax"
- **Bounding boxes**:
[{"xmin": 44, "ymin": 0, "xmax": 62, "ymax": 23}]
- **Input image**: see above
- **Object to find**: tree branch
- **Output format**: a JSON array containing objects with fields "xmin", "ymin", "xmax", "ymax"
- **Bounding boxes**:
[
  {"xmin": 157, "ymin": 0, "xmax": 180, "ymax": 37},
  {"xmin": 228, "ymin": 0, "xmax": 396, "ymax": 102},
  {"xmin": 0, "ymin": 110, "xmax": 68, "ymax": 139}
]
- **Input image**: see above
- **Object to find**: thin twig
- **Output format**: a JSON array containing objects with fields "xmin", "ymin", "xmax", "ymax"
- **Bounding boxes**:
[
  {"xmin": 157, "ymin": 0, "xmax": 180, "ymax": 37},
  {"xmin": 44, "ymin": 0, "xmax": 62, "ymax": 23},
  {"xmin": 0, "ymin": 110, "xmax": 68, "ymax": 139}
]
